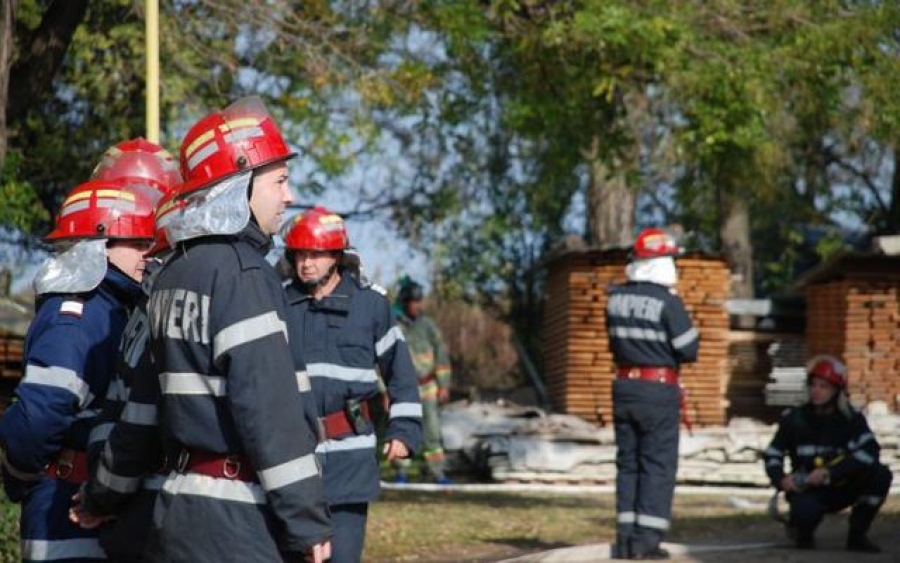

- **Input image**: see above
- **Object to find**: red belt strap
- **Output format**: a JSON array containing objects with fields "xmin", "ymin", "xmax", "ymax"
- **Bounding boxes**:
[
  {"xmin": 177, "ymin": 449, "xmax": 258, "ymax": 482},
  {"xmin": 319, "ymin": 402, "xmax": 371, "ymax": 440},
  {"xmin": 615, "ymin": 366, "xmax": 679, "ymax": 385},
  {"xmin": 418, "ymin": 373, "xmax": 437, "ymax": 386},
  {"xmin": 46, "ymin": 449, "xmax": 89, "ymax": 484}
]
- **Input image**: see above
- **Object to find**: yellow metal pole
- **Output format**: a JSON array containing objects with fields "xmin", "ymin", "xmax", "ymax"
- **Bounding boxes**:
[{"xmin": 145, "ymin": 0, "xmax": 160, "ymax": 142}]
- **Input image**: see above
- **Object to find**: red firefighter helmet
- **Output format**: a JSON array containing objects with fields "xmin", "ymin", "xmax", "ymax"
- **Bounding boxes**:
[
  {"xmin": 144, "ymin": 190, "xmax": 186, "ymax": 257},
  {"xmin": 176, "ymin": 96, "xmax": 295, "ymax": 197},
  {"xmin": 806, "ymin": 355, "xmax": 848, "ymax": 388},
  {"xmin": 632, "ymin": 228, "xmax": 681, "ymax": 259},
  {"xmin": 91, "ymin": 138, "xmax": 182, "ymax": 192},
  {"xmin": 284, "ymin": 206, "xmax": 349, "ymax": 251},
  {"xmin": 45, "ymin": 179, "xmax": 162, "ymax": 242}
]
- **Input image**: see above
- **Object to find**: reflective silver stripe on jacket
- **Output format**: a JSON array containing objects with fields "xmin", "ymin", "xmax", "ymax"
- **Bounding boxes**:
[
  {"xmin": 21, "ymin": 539, "xmax": 105, "ymax": 561},
  {"xmin": 608, "ymin": 326, "xmax": 667, "ymax": 342},
  {"xmin": 161, "ymin": 472, "xmax": 266, "ymax": 504},
  {"xmin": 257, "ymin": 454, "xmax": 319, "ymax": 491},
  {"xmin": 375, "ymin": 326, "xmax": 406, "ymax": 357},
  {"xmin": 214, "ymin": 311, "xmax": 288, "ymax": 361},
  {"xmin": 306, "ymin": 363, "xmax": 379, "ymax": 383},
  {"xmin": 315, "ymin": 433, "xmax": 377, "ymax": 454},
  {"xmin": 121, "ymin": 402, "xmax": 158, "ymax": 426},
  {"xmin": 671, "ymin": 327, "xmax": 699, "ymax": 349},
  {"xmin": 22, "ymin": 364, "xmax": 93, "ymax": 407},
  {"xmin": 159, "ymin": 372, "xmax": 226, "ymax": 396},
  {"xmin": 390, "ymin": 402, "xmax": 423, "ymax": 419}
]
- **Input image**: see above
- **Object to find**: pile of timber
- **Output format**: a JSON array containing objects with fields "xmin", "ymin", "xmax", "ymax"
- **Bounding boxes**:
[
  {"xmin": 0, "ymin": 335, "xmax": 23, "ymax": 380},
  {"xmin": 763, "ymin": 338, "xmax": 808, "ymax": 407},
  {"xmin": 541, "ymin": 250, "xmax": 730, "ymax": 428},
  {"xmin": 441, "ymin": 401, "xmax": 900, "ymax": 487},
  {"xmin": 807, "ymin": 281, "xmax": 900, "ymax": 409}
]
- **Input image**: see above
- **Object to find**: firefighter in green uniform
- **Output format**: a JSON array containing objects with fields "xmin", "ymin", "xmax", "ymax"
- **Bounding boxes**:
[{"xmin": 393, "ymin": 277, "xmax": 453, "ymax": 484}]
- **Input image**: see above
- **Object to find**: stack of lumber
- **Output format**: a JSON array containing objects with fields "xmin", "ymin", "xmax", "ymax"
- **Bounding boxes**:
[
  {"xmin": 728, "ymin": 332, "xmax": 803, "ymax": 419},
  {"xmin": 541, "ymin": 250, "xmax": 730, "ymax": 428},
  {"xmin": 677, "ymin": 257, "xmax": 730, "ymax": 427},
  {"xmin": 440, "ymin": 401, "xmax": 900, "ymax": 487},
  {"xmin": 807, "ymin": 281, "xmax": 900, "ymax": 410},
  {"xmin": 0, "ymin": 335, "xmax": 23, "ymax": 380}
]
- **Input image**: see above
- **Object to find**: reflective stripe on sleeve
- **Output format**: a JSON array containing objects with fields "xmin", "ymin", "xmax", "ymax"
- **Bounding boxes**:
[
  {"xmin": 22, "ymin": 364, "xmax": 93, "ymax": 407},
  {"xmin": 121, "ymin": 402, "xmax": 158, "ymax": 426},
  {"xmin": 162, "ymin": 472, "xmax": 266, "ymax": 504},
  {"xmin": 671, "ymin": 327, "xmax": 699, "ymax": 349},
  {"xmin": 376, "ymin": 326, "xmax": 406, "ymax": 357},
  {"xmin": 608, "ymin": 326, "xmax": 667, "ymax": 342},
  {"xmin": 21, "ymin": 539, "xmax": 105, "ymax": 561},
  {"xmin": 390, "ymin": 402, "xmax": 423, "ymax": 419},
  {"xmin": 636, "ymin": 514, "xmax": 670, "ymax": 530},
  {"xmin": 766, "ymin": 458, "xmax": 783, "ymax": 468},
  {"xmin": 88, "ymin": 422, "xmax": 114, "ymax": 446},
  {"xmin": 96, "ymin": 464, "xmax": 141, "ymax": 494},
  {"xmin": 850, "ymin": 433, "xmax": 875, "ymax": 449},
  {"xmin": 214, "ymin": 312, "xmax": 288, "ymax": 361},
  {"xmin": 306, "ymin": 363, "xmax": 378, "ymax": 383},
  {"xmin": 159, "ymin": 372, "xmax": 226, "ymax": 396},
  {"xmin": 853, "ymin": 450, "xmax": 875, "ymax": 464},
  {"xmin": 856, "ymin": 495, "xmax": 884, "ymax": 507},
  {"xmin": 257, "ymin": 454, "xmax": 319, "ymax": 491}
]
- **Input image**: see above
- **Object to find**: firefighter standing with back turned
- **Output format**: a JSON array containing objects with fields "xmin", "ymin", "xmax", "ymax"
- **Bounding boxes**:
[
  {"xmin": 605, "ymin": 228, "xmax": 699, "ymax": 560},
  {"xmin": 763, "ymin": 355, "xmax": 892, "ymax": 553},
  {"xmin": 282, "ymin": 206, "xmax": 422, "ymax": 563}
]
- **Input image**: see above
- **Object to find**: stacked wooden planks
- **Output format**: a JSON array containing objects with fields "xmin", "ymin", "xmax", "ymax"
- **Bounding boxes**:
[
  {"xmin": 0, "ymin": 334, "xmax": 24, "ymax": 380},
  {"xmin": 807, "ymin": 280, "xmax": 900, "ymax": 409},
  {"xmin": 541, "ymin": 250, "xmax": 730, "ymax": 427}
]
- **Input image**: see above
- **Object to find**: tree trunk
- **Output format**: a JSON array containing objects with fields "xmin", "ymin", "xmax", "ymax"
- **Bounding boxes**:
[
  {"xmin": 886, "ymin": 145, "xmax": 900, "ymax": 233},
  {"xmin": 0, "ymin": 0, "xmax": 18, "ymax": 173},
  {"xmin": 584, "ymin": 136, "xmax": 635, "ymax": 248},
  {"xmin": 719, "ymin": 191, "xmax": 754, "ymax": 301}
]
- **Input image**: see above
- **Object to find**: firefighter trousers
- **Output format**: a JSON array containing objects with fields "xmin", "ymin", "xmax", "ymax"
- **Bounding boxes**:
[
  {"xmin": 788, "ymin": 463, "xmax": 892, "ymax": 543},
  {"xmin": 612, "ymin": 379, "xmax": 681, "ymax": 557}
]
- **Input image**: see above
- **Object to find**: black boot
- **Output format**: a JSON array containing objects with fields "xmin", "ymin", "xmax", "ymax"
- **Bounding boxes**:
[{"xmin": 847, "ymin": 537, "xmax": 881, "ymax": 554}]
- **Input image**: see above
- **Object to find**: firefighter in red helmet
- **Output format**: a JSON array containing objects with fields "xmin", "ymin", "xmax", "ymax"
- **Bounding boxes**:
[
  {"xmin": 0, "ymin": 176, "xmax": 164, "ymax": 562},
  {"xmin": 763, "ymin": 355, "xmax": 892, "ymax": 552},
  {"xmin": 76, "ymin": 97, "xmax": 331, "ymax": 563},
  {"xmin": 283, "ymin": 206, "xmax": 422, "ymax": 563},
  {"xmin": 606, "ymin": 227, "xmax": 698, "ymax": 560}
]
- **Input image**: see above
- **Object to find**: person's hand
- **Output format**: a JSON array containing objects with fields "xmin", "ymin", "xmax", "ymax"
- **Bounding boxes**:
[
  {"xmin": 305, "ymin": 540, "xmax": 331, "ymax": 563},
  {"xmin": 383, "ymin": 439, "xmax": 409, "ymax": 462},
  {"xmin": 780, "ymin": 474, "xmax": 796, "ymax": 493},
  {"xmin": 807, "ymin": 468, "xmax": 830, "ymax": 487},
  {"xmin": 69, "ymin": 490, "xmax": 114, "ymax": 529},
  {"xmin": 437, "ymin": 387, "xmax": 450, "ymax": 404}
]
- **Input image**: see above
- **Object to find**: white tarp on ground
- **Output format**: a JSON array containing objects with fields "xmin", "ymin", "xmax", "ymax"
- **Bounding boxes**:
[{"xmin": 441, "ymin": 401, "xmax": 900, "ymax": 487}]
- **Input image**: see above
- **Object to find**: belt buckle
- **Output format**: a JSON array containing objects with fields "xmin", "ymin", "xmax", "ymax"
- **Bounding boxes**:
[
  {"xmin": 176, "ymin": 449, "xmax": 190, "ymax": 473},
  {"xmin": 56, "ymin": 450, "xmax": 74, "ymax": 479},
  {"xmin": 628, "ymin": 369, "xmax": 639, "ymax": 380},
  {"xmin": 223, "ymin": 455, "xmax": 241, "ymax": 479}
]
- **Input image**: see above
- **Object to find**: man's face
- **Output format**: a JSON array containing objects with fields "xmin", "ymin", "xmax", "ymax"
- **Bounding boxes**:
[
  {"xmin": 107, "ymin": 239, "xmax": 154, "ymax": 282},
  {"xmin": 808, "ymin": 376, "xmax": 838, "ymax": 407},
  {"xmin": 294, "ymin": 250, "xmax": 339, "ymax": 284},
  {"xmin": 404, "ymin": 298, "xmax": 424, "ymax": 318},
  {"xmin": 249, "ymin": 161, "xmax": 293, "ymax": 235}
]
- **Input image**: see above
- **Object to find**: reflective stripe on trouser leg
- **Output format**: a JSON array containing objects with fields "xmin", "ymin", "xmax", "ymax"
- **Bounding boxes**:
[
  {"xmin": 632, "ymin": 395, "xmax": 680, "ymax": 553},
  {"xmin": 422, "ymin": 398, "xmax": 445, "ymax": 478}
]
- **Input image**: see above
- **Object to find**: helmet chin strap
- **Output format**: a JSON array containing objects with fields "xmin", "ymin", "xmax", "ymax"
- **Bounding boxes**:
[{"xmin": 299, "ymin": 263, "xmax": 339, "ymax": 294}]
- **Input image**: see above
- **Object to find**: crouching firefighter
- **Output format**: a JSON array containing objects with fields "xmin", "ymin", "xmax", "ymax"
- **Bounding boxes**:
[
  {"xmin": 283, "ymin": 206, "xmax": 423, "ymax": 563},
  {"xmin": 605, "ymin": 228, "xmax": 699, "ymax": 560},
  {"xmin": 0, "ymin": 177, "xmax": 164, "ymax": 562},
  {"xmin": 763, "ymin": 355, "xmax": 893, "ymax": 553}
]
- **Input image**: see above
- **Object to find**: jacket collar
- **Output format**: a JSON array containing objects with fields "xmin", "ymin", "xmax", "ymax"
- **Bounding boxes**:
[{"xmin": 286, "ymin": 271, "xmax": 357, "ymax": 312}]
